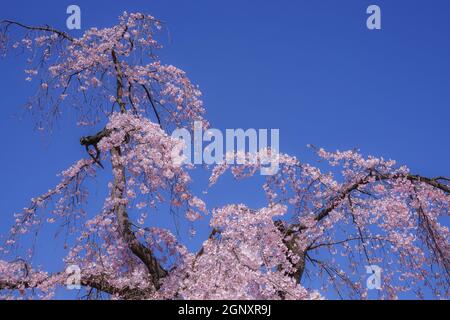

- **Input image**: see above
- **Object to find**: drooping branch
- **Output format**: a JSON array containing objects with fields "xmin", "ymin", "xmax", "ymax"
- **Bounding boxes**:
[
  {"xmin": 411, "ymin": 186, "xmax": 450, "ymax": 277},
  {"xmin": 0, "ymin": 20, "xmax": 75, "ymax": 42},
  {"xmin": 142, "ymin": 84, "xmax": 162, "ymax": 127}
]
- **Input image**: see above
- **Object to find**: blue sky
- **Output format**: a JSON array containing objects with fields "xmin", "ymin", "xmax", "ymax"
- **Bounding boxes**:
[{"xmin": 0, "ymin": 0, "xmax": 449, "ymax": 299}]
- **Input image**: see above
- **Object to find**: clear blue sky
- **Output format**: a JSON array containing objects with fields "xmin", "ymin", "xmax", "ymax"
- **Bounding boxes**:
[{"xmin": 0, "ymin": 0, "xmax": 449, "ymax": 299}]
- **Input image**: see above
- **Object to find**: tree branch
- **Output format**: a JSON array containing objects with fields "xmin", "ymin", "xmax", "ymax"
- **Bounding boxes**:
[
  {"xmin": 1, "ymin": 20, "xmax": 75, "ymax": 42},
  {"xmin": 142, "ymin": 84, "xmax": 162, "ymax": 127},
  {"xmin": 0, "ymin": 273, "xmax": 152, "ymax": 299},
  {"xmin": 282, "ymin": 172, "xmax": 450, "ymax": 235}
]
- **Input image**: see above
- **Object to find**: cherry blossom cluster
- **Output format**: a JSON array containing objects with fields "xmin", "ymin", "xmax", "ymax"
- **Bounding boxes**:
[
  {"xmin": 1, "ymin": 11, "xmax": 206, "ymax": 129},
  {"xmin": 208, "ymin": 148, "xmax": 449, "ymax": 298},
  {"xmin": 171, "ymin": 204, "xmax": 322, "ymax": 300},
  {"xmin": 0, "ymin": 259, "xmax": 64, "ymax": 299},
  {"xmin": 98, "ymin": 112, "xmax": 207, "ymax": 222}
]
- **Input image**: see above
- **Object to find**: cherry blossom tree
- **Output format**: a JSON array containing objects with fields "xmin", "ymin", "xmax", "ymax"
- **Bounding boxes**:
[{"xmin": 0, "ymin": 12, "xmax": 448, "ymax": 300}]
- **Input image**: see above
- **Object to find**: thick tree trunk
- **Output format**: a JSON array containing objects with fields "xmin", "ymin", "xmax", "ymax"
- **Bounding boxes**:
[{"xmin": 110, "ymin": 146, "xmax": 167, "ymax": 290}]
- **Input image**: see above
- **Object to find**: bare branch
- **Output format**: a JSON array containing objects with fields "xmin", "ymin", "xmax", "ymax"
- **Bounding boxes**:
[{"xmin": 1, "ymin": 20, "xmax": 75, "ymax": 42}]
